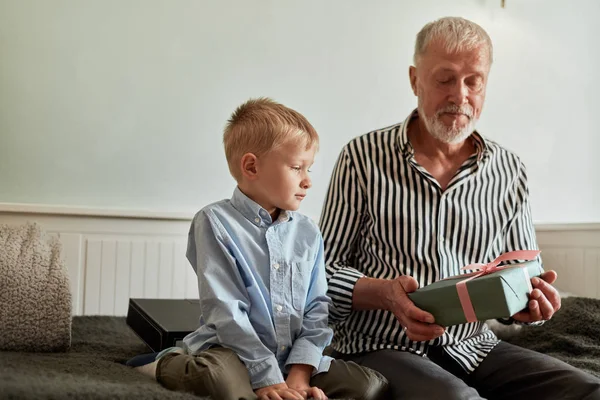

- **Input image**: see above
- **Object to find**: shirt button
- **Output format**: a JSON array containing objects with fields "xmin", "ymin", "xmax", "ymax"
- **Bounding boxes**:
[
  {"xmin": 254, "ymin": 217, "xmax": 260, "ymax": 223},
  {"xmin": 440, "ymin": 237, "xmax": 445, "ymax": 243},
  {"xmin": 276, "ymin": 305, "xmax": 283, "ymax": 312},
  {"xmin": 280, "ymin": 345, "xmax": 286, "ymax": 351},
  {"xmin": 273, "ymin": 263, "xmax": 280, "ymax": 270}
]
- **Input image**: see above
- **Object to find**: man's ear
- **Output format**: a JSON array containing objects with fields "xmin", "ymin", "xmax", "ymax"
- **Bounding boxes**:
[
  {"xmin": 240, "ymin": 153, "xmax": 259, "ymax": 180},
  {"xmin": 409, "ymin": 66, "xmax": 418, "ymax": 96}
]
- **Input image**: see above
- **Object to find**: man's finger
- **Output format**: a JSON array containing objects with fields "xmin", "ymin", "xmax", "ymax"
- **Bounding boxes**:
[
  {"xmin": 532, "ymin": 277, "xmax": 561, "ymax": 311},
  {"xmin": 539, "ymin": 270, "xmax": 558, "ymax": 285},
  {"xmin": 405, "ymin": 329, "xmax": 441, "ymax": 342},
  {"xmin": 536, "ymin": 292, "xmax": 555, "ymax": 320},
  {"xmin": 527, "ymin": 299, "xmax": 542, "ymax": 321},
  {"xmin": 512, "ymin": 309, "xmax": 532, "ymax": 323},
  {"xmin": 398, "ymin": 275, "xmax": 420, "ymax": 293},
  {"xmin": 402, "ymin": 300, "xmax": 436, "ymax": 324},
  {"xmin": 404, "ymin": 321, "xmax": 445, "ymax": 341},
  {"xmin": 404, "ymin": 319, "xmax": 444, "ymax": 337}
]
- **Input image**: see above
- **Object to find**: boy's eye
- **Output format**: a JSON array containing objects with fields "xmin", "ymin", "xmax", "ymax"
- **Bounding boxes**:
[{"xmin": 291, "ymin": 166, "xmax": 301, "ymax": 171}]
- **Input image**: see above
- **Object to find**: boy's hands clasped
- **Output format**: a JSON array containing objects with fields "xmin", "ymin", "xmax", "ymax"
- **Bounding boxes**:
[
  {"xmin": 255, "ymin": 364, "xmax": 327, "ymax": 400},
  {"xmin": 285, "ymin": 364, "xmax": 327, "ymax": 400},
  {"xmin": 254, "ymin": 383, "xmax": 304, "ymax": 400},
  {"xmin": 254, "ymin": 383, "xmax": 327, "ymax": 400}
]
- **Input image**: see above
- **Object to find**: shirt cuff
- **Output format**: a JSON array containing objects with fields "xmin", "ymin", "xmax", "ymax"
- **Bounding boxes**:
[
  {"xmin": 497, "ymin": 317, "xmax": 545, "ymax": 327},
  {"xmin": 284, "ymin": 338, "xmax": 323, "ymax": 373},
  {"xmin": 247, "ymin": 357, "xmax": 285, "ymax": 389},
  {"xmin": 515, "ymin": 320, "xmax": 545, "ymax": 327},
  {"xmin": 327, "ymin": 267, "xmax": 365, "ymax": 322}
]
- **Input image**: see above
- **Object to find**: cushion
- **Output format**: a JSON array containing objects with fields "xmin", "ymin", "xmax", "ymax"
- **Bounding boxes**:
[{"xmin": 0, "ymin": 222, "xmax": 72, "ymax": 351}]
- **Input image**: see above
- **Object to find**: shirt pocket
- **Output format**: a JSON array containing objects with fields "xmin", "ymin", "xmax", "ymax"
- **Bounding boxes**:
[{"xmin": 291, "ymin": 261, "xmax": 312, "ymax": 311}]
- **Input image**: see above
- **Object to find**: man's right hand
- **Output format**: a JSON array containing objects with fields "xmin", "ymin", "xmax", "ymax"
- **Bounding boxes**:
[
  {"xmin": 254, "ymin": 383, "xmax": 305, "ymax": 400},
  {"xmin": 385, "ymin": 276, "xmax": 445, "ymax": 342}
]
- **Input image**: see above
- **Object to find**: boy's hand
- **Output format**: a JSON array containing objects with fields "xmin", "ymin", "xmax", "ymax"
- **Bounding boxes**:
[
  {"xmin": 286, "ymin": 364, "xmax": 328, "ymax": 400},
  {"xmin": 287, "ymin": 384, "xmax": 327, "ymax": 400},
  {"xmin": 254, "ymin": 383, "xmax": 304, "ymax": 400}
]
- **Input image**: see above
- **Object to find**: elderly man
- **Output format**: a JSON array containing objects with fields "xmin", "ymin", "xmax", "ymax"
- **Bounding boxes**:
[{"xmin": 320, "ymin": 17, "xmax": 600, "ymax": 399}]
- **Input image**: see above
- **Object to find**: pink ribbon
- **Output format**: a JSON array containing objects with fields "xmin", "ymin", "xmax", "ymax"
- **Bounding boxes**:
[{"xmin": 455, "ymin": 250, "xmax": 541, "ymax": 323}]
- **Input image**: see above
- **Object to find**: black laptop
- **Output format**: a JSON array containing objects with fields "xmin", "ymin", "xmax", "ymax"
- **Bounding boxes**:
[{"xmin": 126, "ymin": 298, "xmax": 201, "ymax": 352}]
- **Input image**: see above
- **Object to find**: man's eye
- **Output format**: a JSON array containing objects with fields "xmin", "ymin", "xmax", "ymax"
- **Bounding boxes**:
[{"xmin": 467, "ymin": 78, "xmax": 483, "ymax": 90}]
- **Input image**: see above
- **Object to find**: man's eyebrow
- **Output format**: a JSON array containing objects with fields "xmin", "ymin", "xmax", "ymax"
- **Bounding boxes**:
[{"xmin": 434, "ymin": 67, "xmax": 485, "ymax": 77}]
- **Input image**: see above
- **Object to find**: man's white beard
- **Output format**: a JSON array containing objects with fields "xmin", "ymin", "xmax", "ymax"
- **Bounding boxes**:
[{"xmin": 420, "ymin": 102, "xmax": 477, "ymax": 145}]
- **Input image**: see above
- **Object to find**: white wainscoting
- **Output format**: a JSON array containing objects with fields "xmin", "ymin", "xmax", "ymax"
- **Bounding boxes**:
[
  {"xmin": 536, "ymin": 225, "xmax": 600, "ymax": 299},
  {"xmin": 0, "ymin": 205, "xmax": 196, "ymax": 316},
  {"xmin": 1, "ymin": 203, "xmax": 599, "ymax": 316}
]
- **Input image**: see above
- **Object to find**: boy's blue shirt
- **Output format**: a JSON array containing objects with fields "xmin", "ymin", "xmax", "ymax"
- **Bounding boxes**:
[{"xmin": 183, "ymin": 187, "xmax": 333, "ymax": 389}]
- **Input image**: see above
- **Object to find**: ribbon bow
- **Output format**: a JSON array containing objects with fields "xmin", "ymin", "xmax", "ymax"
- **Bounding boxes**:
[{"xmin": 456, "ymin": 250, "xmax": 541, "ymax": 323}]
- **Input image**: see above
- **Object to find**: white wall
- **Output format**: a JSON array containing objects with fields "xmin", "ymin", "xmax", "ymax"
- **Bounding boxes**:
[{"xmin": 1, "ymin": 0, "xmax": 598, "ymax": 223}]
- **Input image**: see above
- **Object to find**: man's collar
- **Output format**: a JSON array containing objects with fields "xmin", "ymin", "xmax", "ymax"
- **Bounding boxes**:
[
  {"xmin": 231, "ymin": 187, "xmax": 293, "ymax": 227},
  {"xmin": 396, "ymin": 108, "xmax": 490, "ymax": 161},
  {"xmin": 396, "ymin": 109, "xmax": 418, "ymax": 158}
]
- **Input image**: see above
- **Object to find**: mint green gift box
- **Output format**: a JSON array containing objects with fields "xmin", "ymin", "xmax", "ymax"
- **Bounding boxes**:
[{"xmin": 408, "ymin": 261, "xmax": 543, "ymax": 327}]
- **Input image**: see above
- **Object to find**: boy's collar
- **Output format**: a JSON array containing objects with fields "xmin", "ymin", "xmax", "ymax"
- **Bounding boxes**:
[{"xmin": 231, "ymin": 187, "xmax": 294, "ymax": 227}]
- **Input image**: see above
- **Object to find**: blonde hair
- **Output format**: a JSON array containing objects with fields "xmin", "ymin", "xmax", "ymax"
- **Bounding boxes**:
[
  {"xmin": 223, "ymin": 97, "xmax": 319, "ymax": 181},
  {"xmin": 414, "ymin": 17, "xmax": 493, "ymax": 66}
]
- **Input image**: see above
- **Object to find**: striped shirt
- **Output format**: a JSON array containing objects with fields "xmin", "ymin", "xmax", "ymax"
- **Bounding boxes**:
[{"xmin": 319, "ymin": 109, "xmax": 539, "ymax": 373}]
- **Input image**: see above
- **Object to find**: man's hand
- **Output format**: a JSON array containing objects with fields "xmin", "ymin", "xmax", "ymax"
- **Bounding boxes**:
[
  {"xmin": 385, "ymin": 276, "xmax": 445, "ymax": 341},
  {"xmin": 286, "ymin": 364, "xmax": 327, "ymax": 400},
  {"xmin": 254, "ymin": 383, "xmax": 304, "ymax": 400},
  {"xmin": 512, "ymin": 270, "xmax": 561, "ymax": 323}
]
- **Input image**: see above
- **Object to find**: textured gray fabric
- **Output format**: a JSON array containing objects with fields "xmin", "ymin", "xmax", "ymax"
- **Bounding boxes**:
[
  {"xmin": 0, "ymin": 222, "xmax": 71, "ymax": 352},
  {"xmin": 0, "ymin": 316, "xmax": 207, "ymax": 400},
  {"xmin": 504, "ymin": 296, "xmax": 600, "ymax": 378},
  {"xmin": 0, "ymin": 317, "xmax": 352, "ymax": 400}
]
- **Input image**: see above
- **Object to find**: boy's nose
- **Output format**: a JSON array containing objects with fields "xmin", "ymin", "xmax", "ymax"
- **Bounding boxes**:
[{"xmin": 302, "ymin": 177, "xmax": 312, "ymax": 189}]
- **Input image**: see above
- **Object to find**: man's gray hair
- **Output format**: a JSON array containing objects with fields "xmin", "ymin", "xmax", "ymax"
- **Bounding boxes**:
[{"xmin": 413, "ymin": 17, "xmax": 493, "ymax": 65}]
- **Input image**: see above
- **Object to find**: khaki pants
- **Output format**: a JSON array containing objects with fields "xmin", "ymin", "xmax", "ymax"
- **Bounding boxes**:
[{"xmin": 156, "ymin": 347, "xmax": 388, "ymax": 400}]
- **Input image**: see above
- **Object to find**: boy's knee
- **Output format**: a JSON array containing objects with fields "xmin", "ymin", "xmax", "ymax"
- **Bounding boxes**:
[{"xmin": 158, "ymin": 349, "xmax": 254, "ymax": 398}]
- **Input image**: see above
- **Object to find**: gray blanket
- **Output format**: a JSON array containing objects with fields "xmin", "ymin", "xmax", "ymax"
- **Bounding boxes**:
[
  {"xmin": 0, "ymin": 316, "xmax": 200, "ymax": 400},
  {"xmin": 1, "ymin": 297, "xmax": 599, "ymax": 399},
  {"xmin": 502, "ymin": 296, "xmax": 600, "ymax": 378}
]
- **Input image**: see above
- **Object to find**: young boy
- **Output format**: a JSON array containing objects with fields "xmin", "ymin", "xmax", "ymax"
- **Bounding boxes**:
[{"xmin": 134, "ymin": 98, "xmax": 387, "ymax": 400}]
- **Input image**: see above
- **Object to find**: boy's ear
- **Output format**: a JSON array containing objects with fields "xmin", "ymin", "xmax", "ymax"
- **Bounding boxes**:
[{"xmin": 240, "ymin": 153, "xmax": 259, "ymax": 180}]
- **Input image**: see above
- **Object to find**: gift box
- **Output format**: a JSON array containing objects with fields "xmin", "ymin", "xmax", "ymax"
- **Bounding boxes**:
[
  {"xmin": 408, "ymin": 252, "xmax": 543, "ymax": 327},
  {"xmin": 126, "ymin": 298, "xmax": 200, "ymax": 352}
]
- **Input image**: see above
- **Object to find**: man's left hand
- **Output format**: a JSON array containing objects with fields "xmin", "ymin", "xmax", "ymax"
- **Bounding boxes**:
[{"xmin": 512, "ymin": 270, "xmax": 561, "ymax": 323}]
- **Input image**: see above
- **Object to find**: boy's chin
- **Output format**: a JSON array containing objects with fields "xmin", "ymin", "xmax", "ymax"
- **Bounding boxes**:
[{"xmin": 281, "ymin": 202, "xmax": 301, "ymax": 212}]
